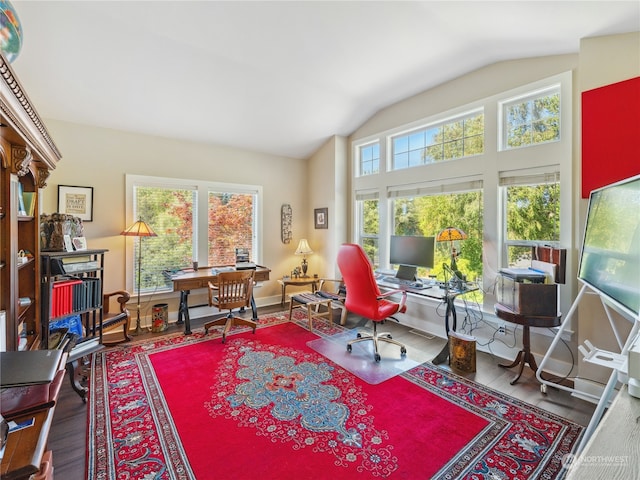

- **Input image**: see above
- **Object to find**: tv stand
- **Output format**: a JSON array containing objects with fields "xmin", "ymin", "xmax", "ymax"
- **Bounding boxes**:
[{"xmin": 536, "ymin": 282, "xmax": 639, "ymax": 455}]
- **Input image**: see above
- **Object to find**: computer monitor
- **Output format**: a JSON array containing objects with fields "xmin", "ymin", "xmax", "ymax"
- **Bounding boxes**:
[{"xmin": 389, "ymin": 235, "xmax": 435, "ymax": 280}]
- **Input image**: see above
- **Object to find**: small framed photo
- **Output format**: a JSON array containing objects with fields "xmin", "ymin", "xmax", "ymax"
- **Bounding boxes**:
[
  {"xmin": 72, "ymin": 237, "xmax": 88, "ymax": 251},
  {"xmin": 58, "ymin": 185, "xmax": 93, "ymax": 222},
  {"xmin": 63, "ymin": 235, "xmax": 74, "ymax": 252},
  {"xmin": 314, "ymin": 207, "xmax": 328, "ymax": 229}
]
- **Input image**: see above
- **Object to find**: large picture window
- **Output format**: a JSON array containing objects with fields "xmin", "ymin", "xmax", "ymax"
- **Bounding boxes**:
[
  {"xmin": 126, "ymin": 175, "xmax": 261, "ymax": 294},
  {"xmin": 390, "ymin": 186, "xmax": 483, "ymax": 300},
  {"xmin": 501, "ymin": 173, "xmax": 560, "ymax": 268}
]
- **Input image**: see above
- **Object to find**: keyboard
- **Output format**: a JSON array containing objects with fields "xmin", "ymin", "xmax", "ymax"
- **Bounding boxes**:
[{"xmin": 380, "ymin": 276, "xmax": 431, "ymax": 290}]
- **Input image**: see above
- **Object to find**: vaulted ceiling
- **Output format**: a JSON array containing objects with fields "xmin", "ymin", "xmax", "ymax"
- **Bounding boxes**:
[{"xmin": 10, "ymin": 1, "xmax": 640, "ymax": 159}]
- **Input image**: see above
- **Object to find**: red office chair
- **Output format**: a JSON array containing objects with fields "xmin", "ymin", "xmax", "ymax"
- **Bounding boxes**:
[{"xmin": 337, "ymin": 243, "xmax": 408, "ymax": 362}]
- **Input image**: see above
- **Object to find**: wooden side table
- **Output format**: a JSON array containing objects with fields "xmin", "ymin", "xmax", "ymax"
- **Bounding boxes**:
[
  {"xmin": 495, "ymin": 303, "xmax": 561, "ymax": 385},
  {"xmin": 288, "ymin": 293, "xmax": 334, "ymax": 331},
  {"xmin": 278, "ymin": 277, "xmax": 318, "ymax": 305}
]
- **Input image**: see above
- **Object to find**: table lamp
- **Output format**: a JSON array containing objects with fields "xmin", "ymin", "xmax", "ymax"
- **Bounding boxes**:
[
  {"xmin": 436, "ymin": 226, "xmax": 467, "ymax": 272},
  {"xmin": 295, "ymin": 239, "xmax": 314, "ymax": 277},
  {"xmin": 121, "ymin": 218, "xmax": 157, "ymax": 335}
]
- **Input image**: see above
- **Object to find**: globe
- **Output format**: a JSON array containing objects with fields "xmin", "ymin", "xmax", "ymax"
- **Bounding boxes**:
[{"xmin": 0, "ymin": 0, "xmax": 22, "ymax": 63}]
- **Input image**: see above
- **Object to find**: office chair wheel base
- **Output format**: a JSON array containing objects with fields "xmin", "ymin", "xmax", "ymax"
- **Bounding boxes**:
[
  {"xmin": 374, "ymin": 353, "xmax": 381, "ymax": 363},
  {"xmin": 400, "ymin": 346, "xmax": 407, "ymax": 356},
  {"xmin": 347, "ymin": 344, "xmax": 352, "ymax": 353}
]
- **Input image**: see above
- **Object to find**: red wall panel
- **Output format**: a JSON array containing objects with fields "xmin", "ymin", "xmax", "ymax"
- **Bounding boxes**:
[{"xmin": 582, "ymin": 76, "xmax": 640, "ymax": 198}]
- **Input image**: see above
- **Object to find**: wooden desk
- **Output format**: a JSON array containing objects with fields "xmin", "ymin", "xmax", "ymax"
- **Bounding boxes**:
[
  {"xmin": 1, "ymin": 353, "xmax": 66, "ymax": 480},
  {"xmin": 565, "ymin": 385, "xmax": 640, "ymax": 479},
  {"xmin": 1, "ymin": 410, "xmax": 53, "ymax": 480},
  {"xmin": 170, "ymin": 265, "xmax": 270, "ymax": 334},
  {"xmin": 277, "ymin": 277, "xmax": 318, "ymax": 305}
]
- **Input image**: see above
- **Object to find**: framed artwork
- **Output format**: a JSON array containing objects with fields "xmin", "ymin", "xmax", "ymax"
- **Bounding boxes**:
[
  {"xmin": 72, "ymin": 236, "xmax": 88, "ymax": 251},
  {"xmin": 58, "ymin": 185, "xmax": 93, "ymax": 221},
  {"xmin": 63, "ymin": 235, "xmax": 74, "ymax": 252},
  {"xmin": 314, "ymin": 207, "xmax": 328, "ymax": 229}
]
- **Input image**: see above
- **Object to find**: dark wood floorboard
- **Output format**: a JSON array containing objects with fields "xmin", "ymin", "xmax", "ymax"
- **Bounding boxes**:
[{"xmin": 47, "ymin": 304, "xmax": 596, "ymax": 479}]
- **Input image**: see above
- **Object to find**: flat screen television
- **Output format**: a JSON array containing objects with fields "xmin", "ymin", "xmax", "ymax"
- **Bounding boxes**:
[
  {"xmin": 389, "ymin": 235, "xmax": 435, "ymax": 280},
  {"xmin": 578, "ymin": 174, "xmax": 640, "ymax": 318}
]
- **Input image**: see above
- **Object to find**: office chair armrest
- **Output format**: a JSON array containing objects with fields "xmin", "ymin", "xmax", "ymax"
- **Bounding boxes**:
[
  {"xmin": 377, "ymin": 289, "xmax": 408, "ymax": 310},
  {"xmin": 377, "ymin": 288, "xmax": 404, "ymax": 299},
  {"xmin": 207, "ymin": 281, "xmax": 220, "ymax": 307}
]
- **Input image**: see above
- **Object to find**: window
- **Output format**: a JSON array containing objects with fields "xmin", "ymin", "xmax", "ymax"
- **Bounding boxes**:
[
  {"xmin": 390, "ymin": 186, "xmax": 483, "ymax": 297},
  {"xmin": 208, "ymin": 191, "xmax": 256, "ymax": 266},
  {"xmin": 126, "ymin": 175, "xmax": 261, "ymax": 294},
  {"xmin": 391, "ymin": 110, "xmax": 484, "ymax": 170},
  {"xmin": 351, "ymin": 72, "xmax": 571, "ymax": 312},
  {"xmin": 356, "ymin": 192, "xmax": 379, "ymax": 267},
  {"xmin": 358, "ymin": 142, "xmax": 380, "ymax": 176},
  {"xmin": 501, "ymin": 173, "xmax": 560, "ymax": 267},
  {"xmin": 501, "ymin": 86, "xmax": 560, "ymax": 150}
]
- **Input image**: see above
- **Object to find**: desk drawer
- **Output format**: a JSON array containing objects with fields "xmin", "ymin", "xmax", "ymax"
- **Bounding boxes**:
[
  {"xmin": 177, "ymin": 279, "xmax": 208, "ymax": 290},
  {"xmin": 254, "ymin": 271, "xmax": 270, "ymax": 282}
]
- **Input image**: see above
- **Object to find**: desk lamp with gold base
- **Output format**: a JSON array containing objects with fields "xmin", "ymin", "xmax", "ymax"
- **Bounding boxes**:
[{"xmin": 295, "ymin": 238, "xmax": 314, "ymax": 277}]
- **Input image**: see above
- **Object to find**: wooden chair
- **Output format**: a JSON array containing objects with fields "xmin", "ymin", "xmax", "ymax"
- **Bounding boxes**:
[
  {"xmin": 99, "ymin": 290, "xmax": 132, "ymax": 345},
  {"xmin": 203, "ymin": 270, "xmax": 257, "ymax": 343}
]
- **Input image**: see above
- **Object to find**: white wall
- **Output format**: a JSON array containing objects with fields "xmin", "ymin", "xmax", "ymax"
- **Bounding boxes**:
[
  {"xmin": 308, "ymin": 135, "xmax": 349, "ymax": 279},
  {"xmin": 41, "ymin": 120, "xmax": 310, "ymax": 315}
]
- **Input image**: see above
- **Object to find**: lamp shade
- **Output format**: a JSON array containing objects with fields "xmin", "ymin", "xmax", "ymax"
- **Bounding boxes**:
[
  {"xmin": 295, "ymin": 239, "xmax": 313, "ymax": 256},
  {"xmin": 120, "ymin": 219, "xmax": 158, "ymax": 237},
  {"xmin": 436, "ymin": 227, "xmax": 468, "ymax": 242}
]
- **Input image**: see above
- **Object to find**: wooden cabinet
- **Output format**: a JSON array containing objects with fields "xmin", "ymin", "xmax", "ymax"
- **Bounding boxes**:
[{"xmin": 0, "ymin": 51, "xmax": 62, "ymax": 351}]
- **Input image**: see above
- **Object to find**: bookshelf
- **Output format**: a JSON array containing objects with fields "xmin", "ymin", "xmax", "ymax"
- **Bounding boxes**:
[
  {"xmin": 1, "ymin": 51, "xmax": 62, "ymax": 352},
  {"xmin": 40, "ymin": 250, "xmax": 107, "ymax": 349}
]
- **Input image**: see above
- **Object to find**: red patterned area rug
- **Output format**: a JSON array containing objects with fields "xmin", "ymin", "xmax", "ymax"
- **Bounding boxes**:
[{"xmin": 87, "ymin": 311, "xmax": 583, "ymax": 479}]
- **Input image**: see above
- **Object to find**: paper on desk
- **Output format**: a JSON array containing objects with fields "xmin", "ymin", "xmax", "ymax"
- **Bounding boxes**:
[
  {"xmin": 8, "ymin": 418, "xmax": 34, "ymax": 433},
  {"xmin": 531, "ymin": 260, "xmax": 556, "ymax": 283}
]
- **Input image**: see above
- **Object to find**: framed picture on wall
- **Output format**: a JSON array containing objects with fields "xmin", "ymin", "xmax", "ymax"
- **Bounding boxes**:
[
  {"xmin": 58, "ymin": 185, "xmax": 94, "ymax": 221},
  {"xmin": 314, "ymin": 208, "xmax": 328, "ymax": 229}
]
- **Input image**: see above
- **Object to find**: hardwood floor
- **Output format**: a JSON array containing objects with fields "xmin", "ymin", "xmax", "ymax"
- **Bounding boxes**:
[{"xmin": 48, "ymin": 304, "xmax": 596, "ymax": 479}]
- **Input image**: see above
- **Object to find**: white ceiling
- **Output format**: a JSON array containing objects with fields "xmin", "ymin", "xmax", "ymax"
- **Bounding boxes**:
[{"xmin": 10, "ymin": 1, "xmax": 640, "ymax": 159}]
